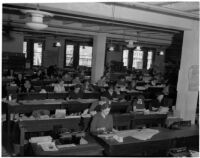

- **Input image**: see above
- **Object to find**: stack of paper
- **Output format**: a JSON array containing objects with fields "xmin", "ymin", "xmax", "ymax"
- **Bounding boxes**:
[{"xmin": 29, "ymin": 136, "xmax": 52, "ymax": 144}]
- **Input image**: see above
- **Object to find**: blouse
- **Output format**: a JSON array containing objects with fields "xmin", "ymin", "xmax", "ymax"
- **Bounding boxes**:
[{"xmin": 90, "ymin": 112, "xmax": 113, "ymax": 133}]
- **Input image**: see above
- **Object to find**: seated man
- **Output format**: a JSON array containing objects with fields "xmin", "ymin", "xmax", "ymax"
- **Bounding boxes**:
[{"xmin": 90, "ymin": 102, "xmax": 114, "ymax": 134}]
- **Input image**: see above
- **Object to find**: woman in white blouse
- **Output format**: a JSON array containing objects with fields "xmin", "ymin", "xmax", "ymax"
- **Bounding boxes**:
[{"xmin": 54, "ymin": 79, "xmax": 66, "ymax": 93}]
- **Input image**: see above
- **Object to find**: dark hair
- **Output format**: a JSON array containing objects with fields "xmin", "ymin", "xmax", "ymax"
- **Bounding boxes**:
[
  {"xmin": 100, "ymin": 102, "xmax": 110, "ymax": 110},
  {"xmin": 155, "ymin": 92, "xmax": 164, "ymax": 97},
  {"xmin": 75, "ymin": 84, "xmax": 82, "ymax": 89},
  {"xmin": 137, "ymin": 95, "xmax": 145, "ymax": 100}
]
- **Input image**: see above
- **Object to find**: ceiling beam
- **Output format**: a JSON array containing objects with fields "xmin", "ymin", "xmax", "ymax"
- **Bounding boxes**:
[
  {"xmin": 153, "ymin": 2, "xmax": 179, "ymax": 6},
  {"xmin": 107, "ymin": 2, "xmax": 200, "ymax": 20},
  {"xmin": 185, "ymin": 8, "xmax": 200, "ymax": 12}
]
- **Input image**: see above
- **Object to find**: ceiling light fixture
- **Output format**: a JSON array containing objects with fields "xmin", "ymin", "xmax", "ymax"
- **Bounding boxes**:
[
  {"xmin": 135, "ymin": 46, "xmax": 141, "ymax": 51},
  {"xmin": 21, "ymin": 5, "xmax": 53, "ymax": 30},
  {"xmin": 53, "ymin": 32, "xmax": 61, "ymax": 47},
  {"xmin": 160, "ymin": 51, "xmax": 164, "ymax": 55},
  {"xmin": 126, "ymin": 40, "xmax": 135, "ymax": 48}
]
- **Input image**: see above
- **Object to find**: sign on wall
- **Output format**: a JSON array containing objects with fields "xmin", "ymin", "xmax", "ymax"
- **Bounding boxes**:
[{"xmin": 188, "ymin": 65, "xmax": 199, "ymax": 91}]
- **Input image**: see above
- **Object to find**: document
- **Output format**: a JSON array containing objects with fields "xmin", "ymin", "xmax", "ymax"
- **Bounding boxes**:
[{"xmin": 116, "ymin": 128, "xmax": 159, "ymax": 141}]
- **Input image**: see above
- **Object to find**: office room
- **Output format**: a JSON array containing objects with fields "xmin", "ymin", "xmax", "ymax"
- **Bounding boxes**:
[{"xmin": 1, "ymin": 1, "xmax": 199, "ymax": 157}]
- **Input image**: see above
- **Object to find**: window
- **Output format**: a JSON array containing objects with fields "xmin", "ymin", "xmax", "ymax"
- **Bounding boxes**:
[
  {"xmin": 123, "ymin": 49, "xmax": 129, "ymax": 67},
  {"xmin": 23, "ymin": 41, "xmax": 27, "ymax": 58},
  {"xmin": 147, "ymin": 51, "xmax": 153, "ymax": 69},
  {"xmin": 132, "ymin": 50, "xmax": 143, "ymax": 69},
  {"xmin": 65, "ymin": 45, "xmax": 74, "ymax": 66},
  {"xmin": 79, "ymin": 46, "xmax": 93, "ymax": 67},
  {"xmin": 33, "ymin": 42, "xmax": 43, "ymax": 66}
]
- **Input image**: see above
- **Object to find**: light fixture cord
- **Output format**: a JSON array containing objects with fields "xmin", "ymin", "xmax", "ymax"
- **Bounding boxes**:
[{"xmin": 110, "ymin": 5, "xmax": 115, "ymax": 47}]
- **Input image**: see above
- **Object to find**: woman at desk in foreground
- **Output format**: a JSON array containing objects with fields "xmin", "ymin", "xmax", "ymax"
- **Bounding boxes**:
[{"xmin": 90, "ymin": 102, "xmax": 114, "ymax": 134}]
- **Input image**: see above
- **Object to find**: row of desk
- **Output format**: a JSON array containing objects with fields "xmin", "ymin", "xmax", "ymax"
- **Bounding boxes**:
[
  {"xmin": 4, "ymin": 99, "xmax": 169, "ymax": 156},
  {"xmin": 25, "ymin": 125, "xmax": 199, "ymax": 156}
]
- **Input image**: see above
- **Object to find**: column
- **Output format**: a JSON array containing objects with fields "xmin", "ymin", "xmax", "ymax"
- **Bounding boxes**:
[
  {"xmin": 142, "ymin": 48, "xmax": 148, "ymax": 70},
  {"xmin": 128, "ymin": 49, "xmax": 133, "ymax": 70},
  {"xmin": 57, "ymin": 39, "xmax": 65, "ymax": 68},
  {"xmin": 91, "ymin": 33, "xmax": 107, "ymax": 83},
  {"xmin": 176, "ymin": 21, "xmax": 199, "ymax": 124},
  {"xmin": 73, "ymin": 43, "xmax": 80, "ymax": 69}
]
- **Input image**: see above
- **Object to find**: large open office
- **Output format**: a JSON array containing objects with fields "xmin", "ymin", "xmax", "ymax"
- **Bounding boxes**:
[{"xmin": 2, "ymin": 2, "xmax": 199, "ymax": 157}]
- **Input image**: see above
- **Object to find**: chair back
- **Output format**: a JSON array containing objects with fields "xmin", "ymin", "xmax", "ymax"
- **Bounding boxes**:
[{"xmin": 113, "ymin": 113, "xmax": 131, "ymax": 130}]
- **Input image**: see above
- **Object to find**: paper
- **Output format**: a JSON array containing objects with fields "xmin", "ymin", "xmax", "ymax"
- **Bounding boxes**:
[
  {"xmin": 39, "ymin": 142, "xmax": 58, "ymax": 151},
  {"xmin": 57, "ymin": 144, "xmax": 76, "ymax": 149},
  {"xmin": 29, "ymin": 136, "xmax": 52, "ymax": 144},
  {"xmin": 116, "ymin": 129, "xmax": 159, "ymax": 141},
  {"xmin": 55, "ymin": 109, "xmax": 66, "ymax": 118}
]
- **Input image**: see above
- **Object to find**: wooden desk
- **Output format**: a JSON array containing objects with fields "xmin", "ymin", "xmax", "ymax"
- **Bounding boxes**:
[
  {"xmin": 18, "ymin": 117, "xmax": 82, "ymax": 156},
  {"xmin": 96, "ymin": 125, "xmax": 199, "ymax": 156},
  {"xmin": 130, "ymin": 112, "xmax": 167, "ymax": 128},
  {"xmin": 31, "ymin": 135, "xmax": 103, "ymax": 156},
  {"xmin": 5, "ymin": 100, "xmax": 68, "ymax": 149}
]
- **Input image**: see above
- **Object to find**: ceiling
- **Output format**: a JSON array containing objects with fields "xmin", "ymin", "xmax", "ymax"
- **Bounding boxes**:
[
  {"xmin": 2, "ymin": 3, "xmax": 188, "ymax": 49},
  {"xmin": 141, "ymin": 2, "xmax": 200, "ymax": 15}
]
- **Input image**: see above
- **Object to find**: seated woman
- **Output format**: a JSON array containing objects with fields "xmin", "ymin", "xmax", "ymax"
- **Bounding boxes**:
[
  {"xmin": 90, "ymin": 102, "xmax": 114, "ymax": 134},
  {"xmin": 97, "ymin": 76, "xmax": 107, "ymax": 87},
  {"xmin": 32, "ymin": 69, "xmax": 45, "ymax": 80},
  {"xmin": 116, "ymin": 76, "xmax": 127, "ymax": 89},
  {"xmin": 20, "ymin": 79, "xmax": 35, "ymax": 93},
  {"xmin": 72, "ymin": 75, "xmax": 81, "ymax": 85},
  {"xmin": 101, "ymin": 84, "xmax": 118, "ymax": 101},
  {"xmin": 54, "ymin": 79, "xmax": 66, "ymax": 93},
  {"xmin": 14, "ymin": 73, "xmax": 25, "ymax": 88},
  {"xmin": 68, "ymin": 84, "xmax": 83, "ymax": 100},
  {"xmin": 114, "ymin": 84, "xmax": 125, "ymax": 101},
  {"xmin": 62, "ymin": 72, "xmax": 72, "ymax": 83},
  {"xmin": 82, "ymin": 80, "xmax": 95, "ymax": 93},
  {"xmin": 132, "ymin": 95, "xmax": 145, "ymax": 112},
  {"xmin": 127, "ymin": 80, "xmax": 137, "ymax": 91},
  {"xmin": 150, "ymin": 92, "xmax": 168, "ymax": 111}
]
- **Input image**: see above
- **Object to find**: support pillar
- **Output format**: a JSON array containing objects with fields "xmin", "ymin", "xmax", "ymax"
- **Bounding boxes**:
[
  {"xmin": 176, "ymin": 21, "xmax": 199, "ymax": 124},
  {"xmin": 91, "ymin": 33, "xmax": 107, "ymax": 83}
]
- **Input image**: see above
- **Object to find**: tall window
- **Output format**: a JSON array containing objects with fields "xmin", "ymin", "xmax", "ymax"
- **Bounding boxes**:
[
  {"xmin": 79, "ymin": 46, "xmax": 93, "ymax": 67},
  {"xmin": 23, "ymin": 41, "xmax": 27, "ymax": 58},
  {"xmin": 132, "ymin": 50, "xmax": 143, "ymax": 69},
  {"xmin": 147, "ymin": 51, "xmax": 153, "ymax": 69},
  {"xmin": 123, "ymin": 49, "xmax": 129, "ymax": 67},
  {"xmin": 33, "ymin": 42, "xmax": 42, "ymax": 66},
  {"xmin": 65, "ymin": 45, "xmax": 74, "ymax": 66}
]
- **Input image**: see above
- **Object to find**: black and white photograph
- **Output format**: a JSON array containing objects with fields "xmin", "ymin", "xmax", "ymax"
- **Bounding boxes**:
[{"xmin": 1, "ymin": 0, "xmax": 199, "ymax": 157}]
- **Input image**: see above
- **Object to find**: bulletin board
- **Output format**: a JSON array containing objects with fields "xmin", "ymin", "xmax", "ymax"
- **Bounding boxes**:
[{"xmin": 188, "ymin": 65, "xmax": 199, "ymax": 91}]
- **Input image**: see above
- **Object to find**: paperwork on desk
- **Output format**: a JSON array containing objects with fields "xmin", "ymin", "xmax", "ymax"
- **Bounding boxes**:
[
  {"xmin": 30, "ymin": 136, "xmax": 58, "ymax": 151},
  {"xmin": 39, "ymin": 142, "xmax": 58, "ymax": 151},
  {"xmin": 98, "ymin": 128, "xmax": 159, "ymax": 141},
  {"xmin": 29, "ymin": 136, "xmax": 52, "ymax": 144}
]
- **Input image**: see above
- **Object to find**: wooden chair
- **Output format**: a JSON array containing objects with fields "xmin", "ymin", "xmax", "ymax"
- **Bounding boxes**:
[{"xmin": 113, "ymin": 113, "xmax": 131, "ymax": 130}]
